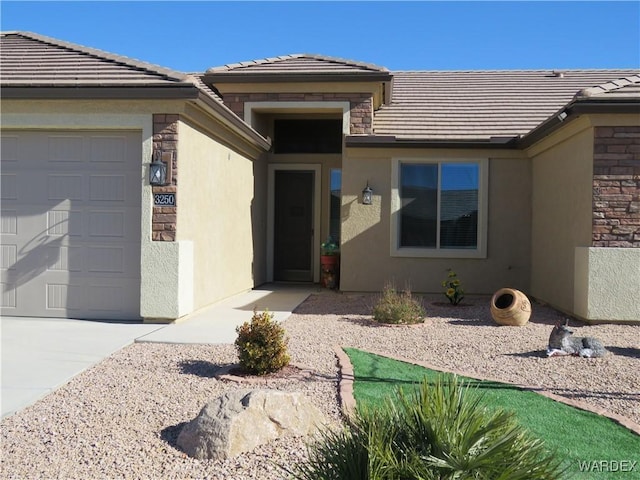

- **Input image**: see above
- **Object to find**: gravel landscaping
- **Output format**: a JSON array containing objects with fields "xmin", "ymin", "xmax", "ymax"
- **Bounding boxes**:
[{"xmin": 1, "ymin": 292, "xmax": 639, "ymax": 479}]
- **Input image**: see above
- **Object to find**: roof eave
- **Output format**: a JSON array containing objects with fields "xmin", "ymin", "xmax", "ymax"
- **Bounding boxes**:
[
  {"xmin": 0, "ymin": 85, "xmax": 201, "ymax": 100},
  {"xmin": 194, "ymin": 91, "xmax": 272, "ymax": 151},
  {"xmin": 203, "ymin": 72, "xmax": 394, "ymax": 84},
  {"xmin": 517, "ymin": 98, "xmax": 640, "ymax": 149},
  {"xmin": 345, "ymin": 135, "xmax": 520, "ymax": 149}
]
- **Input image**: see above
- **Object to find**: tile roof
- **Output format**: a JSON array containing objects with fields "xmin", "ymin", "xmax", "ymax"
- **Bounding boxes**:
[
  {"xmin": 373, "ymin": 70, "xmax": 640, "ymax": 140},
  {"xmin": 0, "ymin": 31, "xmax": 191, "ymax": 87},
  {"xmin": 2, "ymin": 32, "xmax": 637, "ymax": 144},
  {"xmin": 206, "ymin": 53, "xmax": 389, "ymax": 75},
  {"xmin": 0, "ymin": 31, "xmax": 270, "ymax": 149},
  {"xmin": 575, "ymin": 74, "xmax": 640, "ymax": 100}
]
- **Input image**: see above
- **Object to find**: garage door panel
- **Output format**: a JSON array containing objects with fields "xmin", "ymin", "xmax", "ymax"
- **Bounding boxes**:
[
  {"xmin": 1, "ymin": 135, "xmax": 19, "ymax": 161},
  {"xmin": 1, "ymin": 283, "xmax": 17, "ymax": 308},
  {"xmin": 1, "ymin": 174, "xmax": 18, "ymax": 200},
  {"xmin": 0, "ymin": 129, "xmax": 142, "ymax": 320},
  {"xmin": 89, "ymin": 136, "xmax": 128, "ymax": 164},
  {"xmin": 90, "ymin": 175, "xmax": 125, "ymax": 201},
  {"xmin": 48, "ymin": 135, "xmax": 85, "ymax": 163},
  {"xmin": 1, "ymin": 244, "xmax": 17, "ymax": 270},
  {"xmin": 46, "ymin": 246, "xmax": 83, "ymax": 272},
  {"xmin": 46, "ymin": 209, "xmax": 83, "ymax": 238},
  {"xmin": 48, "ymin": 175, "xmax": 84, "ymax": 201},
  {"xmin": 1, "ymin": 211, "xmax": 18, "ymax": 235}
]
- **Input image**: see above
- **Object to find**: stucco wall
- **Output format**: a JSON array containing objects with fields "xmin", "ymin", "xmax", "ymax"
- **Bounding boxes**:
[
  {"xmin": 340, "ymin": 148, "xmax": 531, "ymax": 294},
  {"xmin": 530, "ymin": 125, "xmax": 594, "ymax": 313},
  {"xmin": 575, "ymin": 247, "xmax": 640, "ymax": 322},
  {"xmin": 2, "ymin": 100, "xmax": 269, "ymax": 320},
  {"xmin": 177, "ymin": 120, "xmax": 266, "ymax": 310}
]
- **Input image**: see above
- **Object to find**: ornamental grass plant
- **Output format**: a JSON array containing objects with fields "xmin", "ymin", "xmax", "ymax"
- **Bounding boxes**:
[
  {"xmin": 287, "ymin": 375, "xmax": 566, "ymax": 480},
  {"xmin": 372, "ymin": 282, "xmax": 426, "ymax": 325}
]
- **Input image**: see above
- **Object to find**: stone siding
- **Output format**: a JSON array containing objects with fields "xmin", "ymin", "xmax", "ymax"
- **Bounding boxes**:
[
  {"xmin": 224, "ymin": 92, "xmax": 373, "ymax": 134},
  {"xmin": 152, "ymin": 114, "xmax": 178, "ymax": 241},
  {"xmin": 592, "ymin": 126, "xmax": 640, "ymax": 247}
]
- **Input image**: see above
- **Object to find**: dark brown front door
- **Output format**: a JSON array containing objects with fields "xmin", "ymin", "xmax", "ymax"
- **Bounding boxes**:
[{"xmin": 274, "ymin": 170, "xmax": 314, "ymax": 282}]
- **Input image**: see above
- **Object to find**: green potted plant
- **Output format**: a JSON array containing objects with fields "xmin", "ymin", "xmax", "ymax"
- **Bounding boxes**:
[{"xmin": 320, "ymin": 236, "xmax": 339, "ymax": 289}]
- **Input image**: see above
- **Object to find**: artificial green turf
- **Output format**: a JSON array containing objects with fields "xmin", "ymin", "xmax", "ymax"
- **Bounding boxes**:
[{"xmin": 345, "ymin": 348, "xmax": 640, "ymax": 480}]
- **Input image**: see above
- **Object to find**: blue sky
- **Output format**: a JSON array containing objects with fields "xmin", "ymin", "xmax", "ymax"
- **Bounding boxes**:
[{"xmin": 2, "ymin": 1, "xmax": 639, "ymax": 72}]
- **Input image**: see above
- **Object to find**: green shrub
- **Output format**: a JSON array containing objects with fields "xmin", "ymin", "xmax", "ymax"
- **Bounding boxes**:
[
  {"xmin": 287, "ymin": 376, "xmax": 566, "ymax": 480},
  {"xmin": 234, "ymin": 309, "xmax": 290, "ymax": 375},
  {"xmin": 372, "ymin": 283, "xmax": 425, "ymax": 324}
]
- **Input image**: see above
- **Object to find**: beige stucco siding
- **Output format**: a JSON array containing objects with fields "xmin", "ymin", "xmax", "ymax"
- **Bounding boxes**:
[
  {"xmin": 177, "ymin": 120, "xmax": 266, "ymax": 310},
  {"xmin": 340, "ymin": 148, "xmax": 531, "ymax": 294},
  {"xmin": 2, "ymin": 100, "xmax": 268, "ymax": 320},
  {"xmin": 530, "ymin": 124, "xmax": 594, "ymax": 313}
]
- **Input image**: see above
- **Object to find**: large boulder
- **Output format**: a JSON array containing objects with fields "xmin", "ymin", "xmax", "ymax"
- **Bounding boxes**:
[{"xmin": 176, "ymin": 389, "xmax": 326, "ymax": 460}]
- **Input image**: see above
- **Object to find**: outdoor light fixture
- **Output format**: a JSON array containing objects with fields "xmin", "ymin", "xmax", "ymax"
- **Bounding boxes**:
[
  {"xmin": 362, "ymin": 182, "xmax": 373, "ymax": 205},
  {"xmin": 149, "ymin": 151, "xmax": 167, "ymax": 186}
]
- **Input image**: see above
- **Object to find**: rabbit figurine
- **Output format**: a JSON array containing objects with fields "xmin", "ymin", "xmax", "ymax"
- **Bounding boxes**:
[{"xmin": 547, "ymin": 320, "xmax": 607, "ymax": 358}]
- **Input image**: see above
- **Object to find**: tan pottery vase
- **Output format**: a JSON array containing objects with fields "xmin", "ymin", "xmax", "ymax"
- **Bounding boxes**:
[{"xmin": 490, "ymin": 288, "xmax": 531, "ymax": 326}]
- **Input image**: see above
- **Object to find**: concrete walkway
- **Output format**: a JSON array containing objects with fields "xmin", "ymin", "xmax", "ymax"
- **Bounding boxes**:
[
  {"xmin": 137, "ymin": 284, "xmax": 317, "ymax": 344},
  {"xmin": 1, "ymin": 284, "xmax": 317, "ymax": 419}
]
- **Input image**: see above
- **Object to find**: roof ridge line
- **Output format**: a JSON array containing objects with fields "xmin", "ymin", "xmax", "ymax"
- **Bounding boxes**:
[
  {"xmin": 394, "ymin": 68, "xmax": 640, "ymax": 74},
  {"xmin": 2, "ymin": 31, "xmax": 190, "ymax": 83},
  {"xmin": 206, "ymin": 53, "xmax": 388, "ymax": 73},
  {"xmin": 575, "ymin": 74, "xmax": 640, "ymax": 98}
]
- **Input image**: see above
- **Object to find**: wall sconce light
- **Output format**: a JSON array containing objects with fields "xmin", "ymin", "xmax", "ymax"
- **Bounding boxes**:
[
  {"xmin": 362, "ymin": 182, "xmax": 373, "ymax": 205},
  {"xmin": 149, "ymin": 151, "xmax": 167, "ymax": 186}
]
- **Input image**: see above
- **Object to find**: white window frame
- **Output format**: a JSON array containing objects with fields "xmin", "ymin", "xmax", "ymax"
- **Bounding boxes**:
[{"xmin": 390, "ymin": 157, "xmax": 489, "ymax": 259}]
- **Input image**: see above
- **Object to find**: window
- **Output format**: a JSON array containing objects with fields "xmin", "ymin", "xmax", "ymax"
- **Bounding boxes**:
[
  {"xmin": 273, "ymin": 119, "xmax": 342, "ymax": 153},
  {"xmin": 329, "ymin": 169, "xmax": 341, "ymax": 244},
  {"xmin": 391, "ymin": 159, "xmax": 488, "ymax": 258}
]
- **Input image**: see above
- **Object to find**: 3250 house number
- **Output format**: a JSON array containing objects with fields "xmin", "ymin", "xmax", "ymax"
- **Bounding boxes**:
[{"xmin": 154, "ymin": 193, "xmax": 176, "ymax": 206}]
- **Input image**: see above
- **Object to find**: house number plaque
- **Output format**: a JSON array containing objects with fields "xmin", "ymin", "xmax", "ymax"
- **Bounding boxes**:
[{"xmin": 154, "ymin": 193, "xmax": 176, "ymax": 206}]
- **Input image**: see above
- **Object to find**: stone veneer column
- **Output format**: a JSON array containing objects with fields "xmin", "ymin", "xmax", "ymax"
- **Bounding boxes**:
[
  {"xmin": 224, "ymin": 92, "xmax": 373, "ymax": 134},
  {"xmin": 152, "ymin": 114, "xmax": 178, "ymax": 241},
  {"xmin": 592, "ymin": 126, "xmax": 640, "ymax": 247}
]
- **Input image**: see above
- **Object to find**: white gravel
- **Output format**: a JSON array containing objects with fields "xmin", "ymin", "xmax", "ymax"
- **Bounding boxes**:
[{"xmin": 1, "ymin": 292, "xmax": 639, "ymax": 479}]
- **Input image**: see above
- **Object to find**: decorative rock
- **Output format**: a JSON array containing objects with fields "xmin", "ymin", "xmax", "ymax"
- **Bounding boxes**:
[{"xmin": 176, "ymin": 389, "xmax": 326, "ymax": 460}]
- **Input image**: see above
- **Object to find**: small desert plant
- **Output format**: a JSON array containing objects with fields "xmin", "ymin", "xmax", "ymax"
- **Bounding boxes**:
[
  {"xmin": 234, "ymin": 308, "xmax": 290, "ymax": 375},
  {"xmin": 321, "ymin": 236, "xmax": 339, "ymax": 256},
  {"xmin": 442, "ymin": 269, "xmax": 464, "ymax": 305},
  {"xmin": 287, "ymin": 376, "xmax": 566, "ymax": 480},
  {"xmin": 372, "ymin": 282, "xmax": 425, "ymax": 325}
]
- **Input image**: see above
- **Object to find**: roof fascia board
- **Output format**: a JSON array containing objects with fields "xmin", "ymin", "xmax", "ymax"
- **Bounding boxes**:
[
  {"xmin": 193, "ymin": 92, "xmax": 271, "ymax": 151},
  {"xmin": 203, "ymin": 73, "xmax": 393, "ymax": 84},
  {"xmin": 0, "ymin": 86, "xmax": 201, "ymax": 100},
  {"xmin": 213, "ymin": 81, "xmax": 384, "ymax": 94},
  {"xmin": 182, "ymin": 103, "xmax": 268, "ymax": 159},
  {"xmin": 568, "ymin": 101, "xmax": 640, "ymax": 115},
  {"xmin": 345, "ymin": 135, "xmax": 519, "ymax": 149},
  {"xmin": 517, "ymin": 99, "xmax": 640, "ymax": 149}
]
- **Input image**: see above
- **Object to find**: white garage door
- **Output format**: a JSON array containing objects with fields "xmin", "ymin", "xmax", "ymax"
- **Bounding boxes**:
[{"xmin": 1, "ymin": 130, "xmax": 142, "ymax": 320}]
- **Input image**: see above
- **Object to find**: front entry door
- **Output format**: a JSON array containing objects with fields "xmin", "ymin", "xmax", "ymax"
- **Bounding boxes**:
[{"xmin": 274, "ymin": 170, "xmax": 314, "ymax": 282}]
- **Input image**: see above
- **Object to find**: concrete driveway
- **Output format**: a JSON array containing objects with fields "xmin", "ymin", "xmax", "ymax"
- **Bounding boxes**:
[
  {"xmin": 1, "ymin": 284, "xmax": 316, "ymax": 419},
  {"xmin": 1, "ymin": 317, "xmax": 164, "ymax": 418}
]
